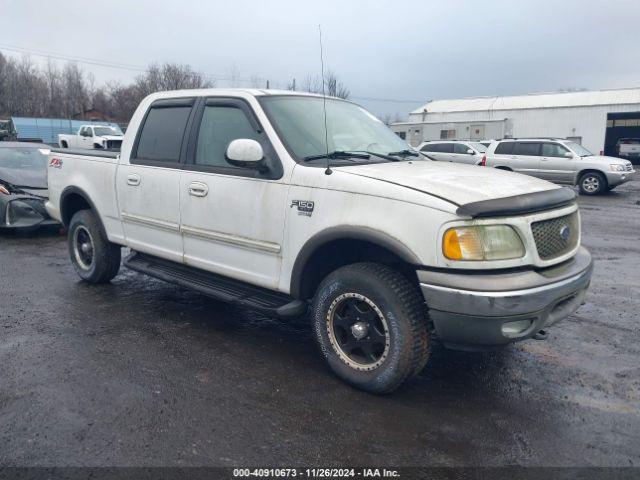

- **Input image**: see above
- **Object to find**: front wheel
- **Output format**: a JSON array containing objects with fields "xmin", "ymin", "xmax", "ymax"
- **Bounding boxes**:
[
  {"xmin": 311, "ymin": 263, "xmax": 431, "ymax": 394},
  {"xmin": 579, "ymin": 171, "xmax": 607, "ymax": 195},
  {"xmin": 68, "ymin": 209, "xmax": 121, "ymax": 283}
]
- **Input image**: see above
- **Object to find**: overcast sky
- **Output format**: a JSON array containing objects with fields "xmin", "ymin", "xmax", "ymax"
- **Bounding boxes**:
[{"xmin": 1, "ymin": 0, "xmax": 639, "ymax": 117}]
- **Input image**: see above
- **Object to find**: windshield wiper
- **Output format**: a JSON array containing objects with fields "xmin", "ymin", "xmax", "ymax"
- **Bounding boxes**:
[
  {"xmin": 387, "ymin": 149, "xmax": 420, "ymax": 158},
  {"xmin": 303, "ymin": 151, "xmax": 370, "ymax": 162}
]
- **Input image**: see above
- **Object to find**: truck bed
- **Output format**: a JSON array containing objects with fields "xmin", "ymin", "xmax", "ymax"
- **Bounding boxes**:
[{"xmin": 46, "ymin": 148, "xmax": 125, "ymax": 245}]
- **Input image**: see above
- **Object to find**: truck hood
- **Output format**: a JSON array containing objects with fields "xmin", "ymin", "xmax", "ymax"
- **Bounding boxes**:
[
  {"xmin": 99, "ymin": 135, "xmax": 123, "ymax": 141},
  {"xmin": 335, "ymin": 160, "xmax": 559, "ymax": 206}
]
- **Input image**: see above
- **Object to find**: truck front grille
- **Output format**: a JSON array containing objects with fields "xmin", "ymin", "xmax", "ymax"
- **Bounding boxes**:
[
  {"xmin": 106, "ymin": 140, "xmax": 122, "ymax": 150},
  {"xmin": 531, "ymin": 212, "xmax": 579, "ymax": 260}
]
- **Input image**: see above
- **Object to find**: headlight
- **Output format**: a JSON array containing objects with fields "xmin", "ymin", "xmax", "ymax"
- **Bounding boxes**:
[
  {"xmin": 443, "ymin": 225, "xmax": 525, "ymax": 261},
  {"xmin": 610, "ymin": 164, "xmax": 626, "ymax": 172}
]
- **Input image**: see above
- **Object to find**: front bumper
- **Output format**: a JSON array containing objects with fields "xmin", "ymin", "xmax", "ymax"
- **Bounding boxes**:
[
  {"xmin": 1, "ymin": 197, "xmax": 60, "ymax": 231},
  {"xmin": 605, "ymin": 169, "xmax": 635, "ymax": 187},
  {"xmin": 418, "ymin": 247, "xmax": 593, "ymax": 350}
]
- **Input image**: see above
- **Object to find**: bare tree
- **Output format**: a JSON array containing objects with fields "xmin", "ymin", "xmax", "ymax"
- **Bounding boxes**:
[
  {"xmin": 301, "ymin": 71, "xmax": 349, "ymax": 99},
  {"xmin": 249, "ymin": 74, "xmax": 262, "ymax": 88},
  {"xmin": 325, "ymin": 71, "xmax": 350, "ymax": 99}
]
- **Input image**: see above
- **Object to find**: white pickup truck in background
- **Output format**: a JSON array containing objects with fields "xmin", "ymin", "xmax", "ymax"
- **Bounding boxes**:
[
  {"xmin": 45, "ymin": 89, "xmax": 593, "ymax": 393},
  {"xmin": 58, "ymin": 124, "xmax": 124, "ymax": 150},
  {"xmin": 616, "ymin": 138, "xmax": 640, "ymax": 163}
]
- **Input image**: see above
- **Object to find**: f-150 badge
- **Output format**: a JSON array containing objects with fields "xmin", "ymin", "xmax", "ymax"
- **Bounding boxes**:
[{"xmin": 291, "ymin": 200, "xmax": 314, "ymax": 216}]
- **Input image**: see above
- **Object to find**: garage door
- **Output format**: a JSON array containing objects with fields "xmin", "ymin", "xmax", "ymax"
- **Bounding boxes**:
[{"xmin": 605, "ymin": 112, "xmax": 640, "ymax": 164}]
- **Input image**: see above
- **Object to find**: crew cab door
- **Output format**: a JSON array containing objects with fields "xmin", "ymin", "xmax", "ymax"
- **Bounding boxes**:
[
  {"xmin": 179, "ymin": 97, "xmax": 287, "ymax": 290},
  {"xmin": 116, "ymin": 98, "xmax": 196, "ymax": 263}
]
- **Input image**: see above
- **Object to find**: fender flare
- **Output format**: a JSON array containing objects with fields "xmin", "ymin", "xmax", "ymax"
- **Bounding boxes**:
[
  {"xmin": 59, "ymin": 186, "xmax": 108, "ymax": 239},
  {"xmin": 289, "ymin": 226, "xmax": 421, "ymax": 299}
]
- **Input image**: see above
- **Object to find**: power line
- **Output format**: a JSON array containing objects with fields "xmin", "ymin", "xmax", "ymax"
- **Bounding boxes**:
[{"xmin": 0, "ymin": 43, "xmax": 426, "ymax": 105}]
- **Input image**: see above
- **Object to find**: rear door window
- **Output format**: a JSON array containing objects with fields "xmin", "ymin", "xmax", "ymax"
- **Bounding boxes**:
[
  {"xmin": 513, "ymin": 142, "xmax": 541, "ymax": 156},
  {"xmin": 134, "ymin": 100, "xmax": 194, "ymax": 164}
]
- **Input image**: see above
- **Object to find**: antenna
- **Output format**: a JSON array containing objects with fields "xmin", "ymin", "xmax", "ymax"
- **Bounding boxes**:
[{"xmin": 318, "ymin": 24, "xmax": 332, "ymax": 175}]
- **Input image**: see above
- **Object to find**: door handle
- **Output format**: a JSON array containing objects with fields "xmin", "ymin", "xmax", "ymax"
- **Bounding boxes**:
[
  {"xmin": 126, "ymin": 174, "xmax": 141, "ymax": 186},
  {"xmin": 188, "ymin": 182, "xmax": 209, "ymax": 197}
]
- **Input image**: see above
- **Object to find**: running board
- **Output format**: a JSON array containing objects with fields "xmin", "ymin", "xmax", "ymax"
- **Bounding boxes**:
[{"xmin": 124, "ymin": 252, "xmax": 307, "ymax": 318}]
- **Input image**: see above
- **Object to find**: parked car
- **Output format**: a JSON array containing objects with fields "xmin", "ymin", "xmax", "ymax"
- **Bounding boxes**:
[
  {"xmin": 46, "ymin": 90, "xmax": 592, "ymax": 393},
  {"xmin": 417, "ymin": 140, "xmax": 486, "ymax": 165},
  {"xmin": 58, "ymin": 125, "xmax": 124, "ymax": 150},
  {"xmin": 616, "ymin": 138, "xmax": 640, "ymax": 163},
  {"xmin": 0, "ymin": 142, "xmax": 59, "ymax": 231},
  {"xmin": 484, "ymin": 138, "xmax": 635, "ymax": 195}
]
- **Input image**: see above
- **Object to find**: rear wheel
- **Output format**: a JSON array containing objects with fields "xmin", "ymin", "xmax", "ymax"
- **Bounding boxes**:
[
  {"xmin": 311, "ymin": 263, "xmax": 431, "ymax": 394},
  {"xmin": 68, "ymin": 210, "xmax": 121, "ymax": 283},
  {"xmin": 579, "ymin": 171, "xmax": 606, "ymax": 195}
]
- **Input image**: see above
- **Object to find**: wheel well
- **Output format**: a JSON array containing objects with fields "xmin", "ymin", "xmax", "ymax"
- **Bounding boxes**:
[
  {"xmin": 495, "ymin": 166, "xmax": 512, "ymax": 171},
  {"xmin": 578, "ymin": 169, "xmax": 606, "ymax": 183},
  {"xmin": 60, "ymin": 140, "xmax": 68, "ymax": 148},
  {"xmin": 293, "ymin": 239, "xmax": 418, "ymax": 300},
  {"xmin": 60, "ymin": 192, "xmax": 92, "ymax": 227}
]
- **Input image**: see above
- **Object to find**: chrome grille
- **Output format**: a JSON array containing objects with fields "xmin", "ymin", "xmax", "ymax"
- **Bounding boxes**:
[
  {"xmin": 531, "ymin": 212, "xmax": 579, "ymax": 260},
  {"xmin": 626, "ymin": 164, "xmax": 633, "ymax": 171}
]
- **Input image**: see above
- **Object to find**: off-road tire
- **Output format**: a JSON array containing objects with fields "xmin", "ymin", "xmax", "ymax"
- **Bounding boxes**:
[
  {"xmin": 578, "ymin": 171, "xmax": 607, "ymax": 195},
  {"xmin": 68, "ymin": 209, "xmax": 121, "ymax": 283},
  {"xmin": 311, "ymin": 262, "xmax": 431, "ymax": 394}
]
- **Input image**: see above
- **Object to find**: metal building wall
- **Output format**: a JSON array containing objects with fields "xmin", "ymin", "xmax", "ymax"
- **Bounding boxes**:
[{"xmin": 403, "ymin": 104, "xmax": 640, "ymax": 153}]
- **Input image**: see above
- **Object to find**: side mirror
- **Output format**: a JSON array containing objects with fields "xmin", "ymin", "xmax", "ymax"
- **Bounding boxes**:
[
  {"xmin": 564, "ymin": 152, "xmax": 574, "ymax": 158},
  {"xmin": 466, "ymin": 149, "xmax": 475, "ymax": 155},
  {"xmin": 226, "ymin": 139, "xmax": 266, "ymax": 170}
]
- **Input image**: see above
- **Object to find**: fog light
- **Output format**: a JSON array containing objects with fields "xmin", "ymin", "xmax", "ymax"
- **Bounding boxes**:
[{"xmin": 501, "ymin": 319, "xmax": 533, "ymax": 337}]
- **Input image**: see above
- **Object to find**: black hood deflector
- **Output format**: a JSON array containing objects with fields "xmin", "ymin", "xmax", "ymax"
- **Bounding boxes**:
[{"xmin": 456, "ymin": 187, "xmax": 577, "ymax": 218}]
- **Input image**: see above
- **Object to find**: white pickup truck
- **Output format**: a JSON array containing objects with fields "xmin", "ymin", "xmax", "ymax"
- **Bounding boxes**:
[
  {"xmin": 58, "ymin": 124, "xmax": 124, "ymax": 150},
  {"xmin": 46, "ymin": 89, "xmax": 593, "ymax": 393}
]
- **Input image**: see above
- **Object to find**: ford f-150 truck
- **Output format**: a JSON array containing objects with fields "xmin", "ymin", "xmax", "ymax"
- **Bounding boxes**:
[
  {"xmin": 58, "ymin": 124, "xmax": 124, "ymax": 150},
  {"xmin": 46, "ymin": 89, "xmax": 593, "ymax": 393}
]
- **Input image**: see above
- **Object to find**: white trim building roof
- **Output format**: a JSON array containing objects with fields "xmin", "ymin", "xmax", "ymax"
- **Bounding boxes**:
[{"xmin": 411, "ymin": 87, "xmax": 640, "ymax": 114}]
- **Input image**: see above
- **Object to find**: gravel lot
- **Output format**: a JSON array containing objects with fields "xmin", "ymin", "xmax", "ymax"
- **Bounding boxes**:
[{"xmin": 1, "ymin": 181, "xmax": 639, "ymax": 467}]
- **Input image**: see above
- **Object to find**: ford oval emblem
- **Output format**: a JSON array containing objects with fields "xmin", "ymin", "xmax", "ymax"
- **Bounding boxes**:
[{"xmin": 560, "ymin": 225, "xmax": 571, "ymax": 241}]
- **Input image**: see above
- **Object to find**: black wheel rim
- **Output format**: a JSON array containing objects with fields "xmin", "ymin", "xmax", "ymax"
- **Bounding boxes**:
[
  {"xmin": 327, "ymin": 293, "xmax": 390, "ymax": 371},
  {"xmin": 73, "ymin": 226, "xmax": 94, "ymax": 270}
]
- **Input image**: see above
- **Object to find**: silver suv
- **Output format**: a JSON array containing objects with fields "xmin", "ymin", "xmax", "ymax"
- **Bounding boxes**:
[
  {"xmin": 418, "ymin": 140, "xmax": 486, "ymax": 165},
  {"xmin": 485, "ymin": 138, "xmax": 635, "ymax": 195}
]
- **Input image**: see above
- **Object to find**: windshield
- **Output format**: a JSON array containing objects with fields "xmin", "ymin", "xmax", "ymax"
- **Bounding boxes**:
[
  {"xmin": 565, "ymin": 141, "xmax": 593, "ymax": 157},
  {"xmin": 0, "ymin": 147, "xmax": 48, "ymax": 188},
  {"xmin": 259, "ymin": 96, "xmax": 412, "ymax": 162},
  {"xmin": 93, "ymin": 126, "xmax": 122, "ymax": 136},
  {"xmin": 469, "ymin": 142, "xmax": 487, "ymax": 153}
]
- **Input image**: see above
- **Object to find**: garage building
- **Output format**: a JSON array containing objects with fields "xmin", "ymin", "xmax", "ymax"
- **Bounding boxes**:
[{"xmin": 391, "ymin": 87, "xmax": 640, "ymax": 162}]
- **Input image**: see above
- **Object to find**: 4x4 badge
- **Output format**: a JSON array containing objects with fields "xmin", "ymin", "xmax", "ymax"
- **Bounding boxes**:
[{"xmin": 291, "ymin": 200, "xmax": 314, "ymax": 217}]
